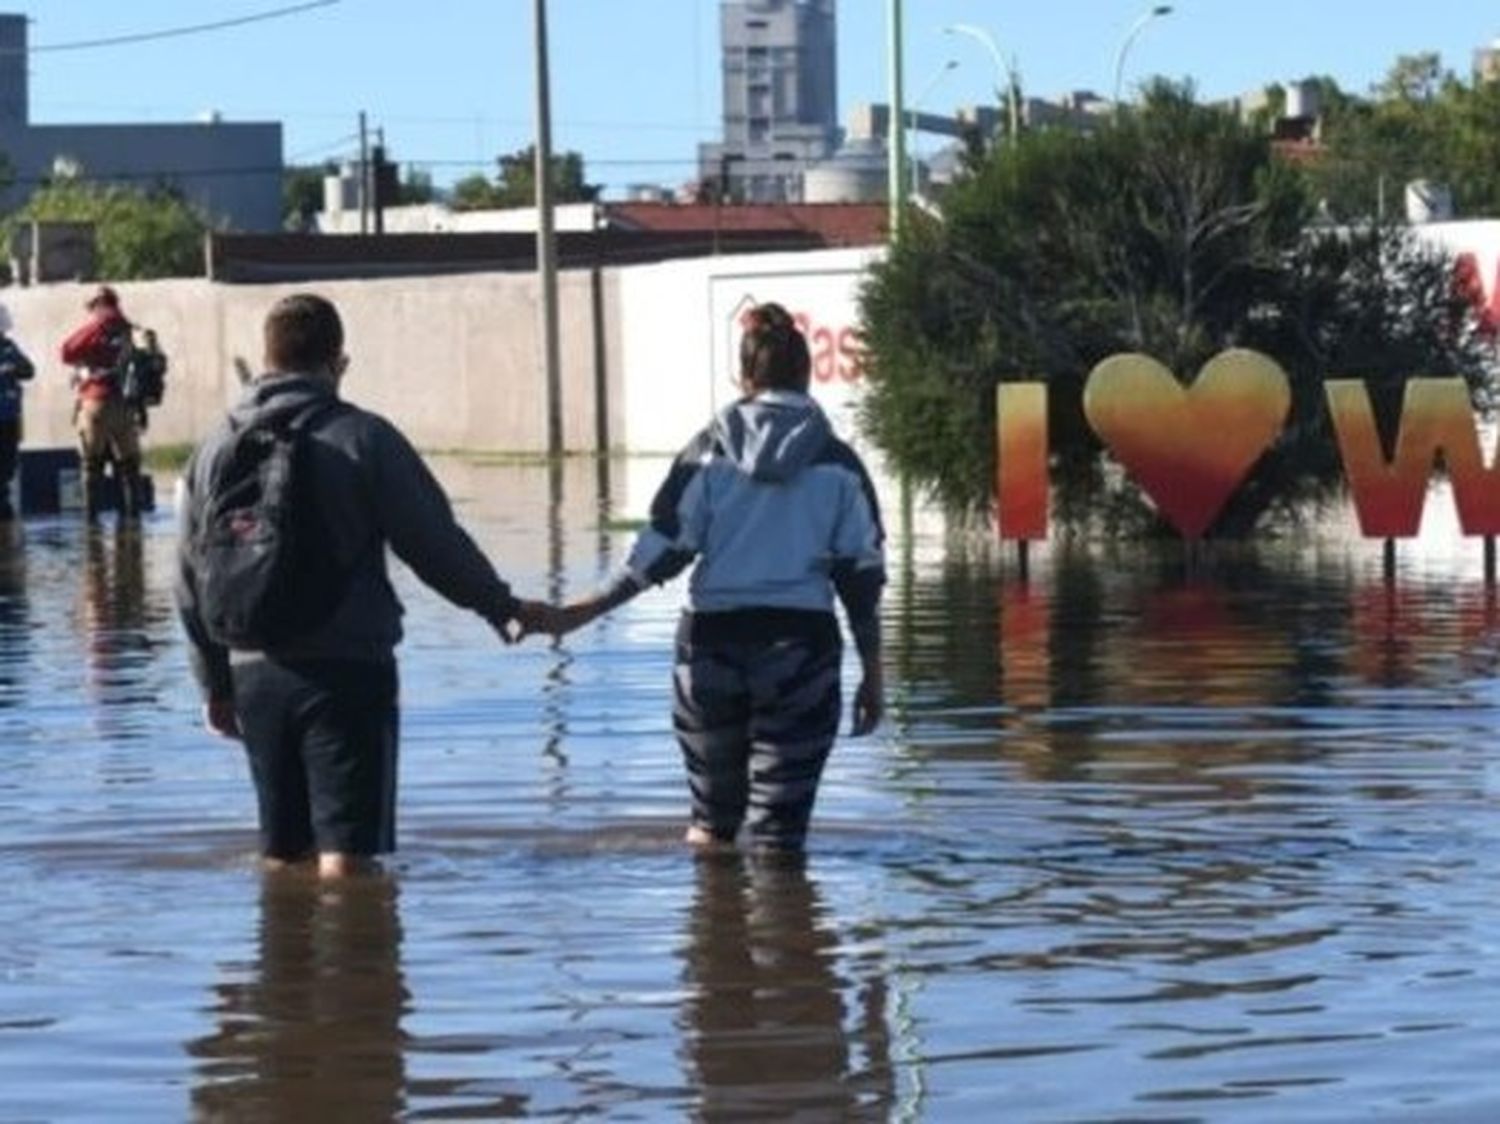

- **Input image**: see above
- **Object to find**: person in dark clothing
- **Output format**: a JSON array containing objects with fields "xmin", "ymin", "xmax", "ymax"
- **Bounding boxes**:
[
  {"xmin": 0, "ymin": 311, "xmax": 35, "ymax": 521},
  {"xmin": 176, "ymin": 293, "xmax": 555, "ymax": 878},
  {"xmin": 539, "ymin": 303, "xmax": 886, "ymax": 852}
]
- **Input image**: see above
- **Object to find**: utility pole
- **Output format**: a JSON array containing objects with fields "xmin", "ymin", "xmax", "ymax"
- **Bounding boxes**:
[
  {"xmin": 357, "ymin": 110, "xmax": 369, "ymax": 235},
  {"xmin": 714, "ymin": 152, "xmax": 741, "ymax": 255},
  {"xmin": 887, "ymin": 0, "xmax": 906, "ymax": 240},
  {"xmin": 534, "ymin": 0, "xmax": 563, "ymax": 458},
  {"xmin": 373, "ymin": 126, "xmax": 386, "ymax": 235}
]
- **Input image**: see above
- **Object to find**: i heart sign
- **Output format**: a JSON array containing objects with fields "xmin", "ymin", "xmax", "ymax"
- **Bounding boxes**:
[{"xmin": 1082, "ymin": 350, "xmax": 1292, "ymax": 539}]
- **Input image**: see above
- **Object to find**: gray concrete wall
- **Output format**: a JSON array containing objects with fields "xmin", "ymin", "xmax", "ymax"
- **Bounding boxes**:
[{"xmin": 2, "ymin": 270, "xmax": 619, "ymax": 455}]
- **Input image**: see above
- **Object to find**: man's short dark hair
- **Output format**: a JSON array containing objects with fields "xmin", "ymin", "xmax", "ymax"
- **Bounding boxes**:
[{"xmin": 265, "ymin": 293, "xmax": 344, "ymax": 374}]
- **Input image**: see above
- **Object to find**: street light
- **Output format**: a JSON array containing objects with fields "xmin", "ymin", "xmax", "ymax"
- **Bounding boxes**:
[
  {"xmin": 945, "ymin": 23, "xmax": 1020, "ymax": 142},
  {"xmin": 910, "ymin": 59, "xmax": 959, "ymax": 195},
  {"xmin": 1112, "ymin": 4, "xmax": 1173, "ymax": 109},
  {"xmin": 888, "ymin": 0, "xmax": 906, "ymax": 239}
]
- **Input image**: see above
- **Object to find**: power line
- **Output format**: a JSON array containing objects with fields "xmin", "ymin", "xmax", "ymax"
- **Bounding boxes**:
[
  {"xmin": 289, "ymin": 132, "xmax": 362, "ymax": 162},
  {"xmin": 1, "ymin": 156, "xmax": 706, "ymax": 189},
  {"xmin": 32, "ymin": 100, "xmax": 716, "ymax": 134},
  {"xmin": 25, "ymin": 0, "xmax": 340, "ymax": 54}
]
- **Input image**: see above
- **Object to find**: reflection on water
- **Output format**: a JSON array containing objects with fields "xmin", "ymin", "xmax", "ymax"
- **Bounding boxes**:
[
  {"xmin": 5, "ymin": 465, "xmax": 1500, "ymax": 1120},
  {"xmin": 189, "ymin": 877, "xmax": 407, "ymax": 1122},
  {"xmin": 0, "ymin": 521, "xmax": 26, "ymax": 711},
  {"xmin": 682, "ymin": 855, "xmax": 894, "ymax": 1121},
  {"xmin": 78, "ymin": 527, "xmax": 151, "ymax": 719}
]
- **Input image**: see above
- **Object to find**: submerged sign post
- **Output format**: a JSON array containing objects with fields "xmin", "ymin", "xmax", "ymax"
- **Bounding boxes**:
[{"xmin": 996, "ymin": 349, "xmax": 1500, "ymax": 580}]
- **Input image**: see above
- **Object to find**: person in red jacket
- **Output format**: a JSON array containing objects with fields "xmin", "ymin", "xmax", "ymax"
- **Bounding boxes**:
[{"xmin": 60, "ymin": 285, "xmax": 141, "ymax": 520}]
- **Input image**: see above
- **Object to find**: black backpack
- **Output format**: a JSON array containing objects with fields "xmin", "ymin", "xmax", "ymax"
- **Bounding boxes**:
[
  {"xmin": 120, "ymin": 348, "xmax": 166, "ymax": 409},
  {"xmin": 192, "ymin": 398, "xmax": 354, "ymax": 649}
]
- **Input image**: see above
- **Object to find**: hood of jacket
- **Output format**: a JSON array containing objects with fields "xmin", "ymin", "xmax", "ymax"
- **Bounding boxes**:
[
  {"xmin": 712, "ymin": 389, "xmax": 831, "ymax": 483},
  {"xmin": 230, "ymin": 372, "xmax": 340, "ymax": 430}
]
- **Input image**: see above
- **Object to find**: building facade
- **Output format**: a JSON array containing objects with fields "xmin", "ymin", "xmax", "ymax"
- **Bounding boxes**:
[
  {"xmin": 699, "ymin": 0, "xmax": 839, "ymax": 204},
  {"xmin": 1477, "ymin": 39, "xmax": 1500, "ymax": 84},
  {"xmin": 0, "ymin": 13, "xmax": 282, "ymax": 233}
]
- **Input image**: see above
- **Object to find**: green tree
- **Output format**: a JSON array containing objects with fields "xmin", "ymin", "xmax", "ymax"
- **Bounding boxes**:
[
  {"xmin": 858, "ymin": 82, "xmax": 1493, "ymax": 534},
  {"xmin": 282, "ymin": 162, "xmax": 334, "ymax": 230},
  {"xmin": 9, "ymin": 178, "xmax": 207, "ymax": 279},
  {"xmin": 449, "ymin": 147, "xmax": 600, "ymax": 211},
  {"xmin": 1374, "ymin": 52, "xmax": 1447, "ymax": 103},
  {"xmin": 1431, "ymin": 76, "xmax": 1500, "ymax": 216},
  {"xmin": 397, "ymin": 167, "xmax": 437, "ymax": 205},
  {"xmin": 1312, "ymin": 53, "xmax": 1500, "ymax": 220},
  {"xmin": 449, "ymin": 172, "xmax": 505, "ymax": 211}
]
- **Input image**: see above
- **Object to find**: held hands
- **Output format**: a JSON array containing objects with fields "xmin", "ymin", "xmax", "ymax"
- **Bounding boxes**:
[{"xmin": 500, "ymin": 599, "xmax": 601, "ymax": 643}]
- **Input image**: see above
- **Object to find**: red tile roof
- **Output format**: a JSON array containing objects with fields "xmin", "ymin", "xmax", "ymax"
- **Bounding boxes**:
[
  {"xmin": 1270, "ymin": 137, "xmax": 1327, "ymax": 164},
  {"xmin": 605, "ymin": 202, "xmax": 888, "ymax": 247}
]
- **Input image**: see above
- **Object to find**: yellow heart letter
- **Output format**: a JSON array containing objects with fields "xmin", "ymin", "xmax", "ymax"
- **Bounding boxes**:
[{"xmin": 1082, "ymin": 349, "xmax": 1291, "ymax": 538}]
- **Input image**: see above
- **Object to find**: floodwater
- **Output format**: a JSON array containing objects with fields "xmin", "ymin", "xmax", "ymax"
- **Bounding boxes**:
[{"xmin": 4, "ymin": 459, "xmax": 1500, "ymax": 1122}]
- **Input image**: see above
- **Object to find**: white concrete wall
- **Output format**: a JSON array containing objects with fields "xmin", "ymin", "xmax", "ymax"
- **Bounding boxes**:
[
  {"xmin": 615, "ymin": 245, "xmax": 883, "ymax": 453},
  {"xmin": 1, "ymin": 246, "xmax": 903, "ymax": 523},
  {"xmin": 613, "ymin": 245, "xmax": 892, "ymax": 519},
  {"xmin": 2, "ymin": 271, "xmax": 618, "ymax": 455}
]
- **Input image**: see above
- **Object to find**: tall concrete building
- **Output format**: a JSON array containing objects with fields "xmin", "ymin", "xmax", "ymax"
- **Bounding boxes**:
[
  {"xmin": 1477, "ymin": 38, "xmax": 1500, "ymax": 84},
  {"xmin": 0, "ymin": 13, "xmax": 282, "ymax": 233},
  {"xmin": 699, "ymin": 0, "xmax": 839, "ymax": 204}
]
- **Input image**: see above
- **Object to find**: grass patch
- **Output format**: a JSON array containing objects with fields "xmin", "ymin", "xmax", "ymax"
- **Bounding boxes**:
[
  {"xmin": 601, "ymin": 517, "xmax": 647, "ymax": 531},
  {"xmin": 451, "ymin": 450, "xmax": 559, "ymax": 467},
  {"xmin": 142, "ymin": 442, "xmax": 195, "ymax": 471}
]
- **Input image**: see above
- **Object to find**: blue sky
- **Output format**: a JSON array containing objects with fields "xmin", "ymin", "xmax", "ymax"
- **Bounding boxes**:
[{"xmin": 13, "ymin": 1, "xmax": 1499, "ymax": 196}]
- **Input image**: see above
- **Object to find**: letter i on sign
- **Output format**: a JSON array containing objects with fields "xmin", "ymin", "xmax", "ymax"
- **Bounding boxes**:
[{"xmin": 996, "ymin": 383, "xmax": 1048, "ymax": 540}]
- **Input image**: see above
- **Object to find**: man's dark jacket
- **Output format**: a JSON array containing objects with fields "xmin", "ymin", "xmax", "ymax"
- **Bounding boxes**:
[{"xmin": 175, "ymin": 373, "xmax": 518, "ymax": 699}]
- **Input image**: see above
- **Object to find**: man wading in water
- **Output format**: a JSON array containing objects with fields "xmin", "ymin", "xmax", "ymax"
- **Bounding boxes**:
[{"xmin": 176, "ymin": 293, "xmax": 556, "ymax": 878}]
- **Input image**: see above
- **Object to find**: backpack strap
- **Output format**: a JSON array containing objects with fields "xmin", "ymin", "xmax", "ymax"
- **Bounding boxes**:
[
  {"xmin": 209, "ymin": 396, "xmax": 348, "ymax": 495},
  {"xmin": 233, "ymin": 395, "xmax": 347, "ymax": 441},
  {"xmin": 287, "ymin": 395, "xmax": 348, "ymax": 433}
]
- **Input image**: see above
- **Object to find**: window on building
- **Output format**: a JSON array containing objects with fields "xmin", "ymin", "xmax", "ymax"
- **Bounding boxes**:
[{"xmin": 776, "ymin": 72, "xmax": 797, "ymax": 118}]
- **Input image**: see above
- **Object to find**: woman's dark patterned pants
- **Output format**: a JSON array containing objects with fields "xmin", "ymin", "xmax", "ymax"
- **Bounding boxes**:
[{"xmin": 673, "ymin": 618, "xmax": 842, "ymax": 850}]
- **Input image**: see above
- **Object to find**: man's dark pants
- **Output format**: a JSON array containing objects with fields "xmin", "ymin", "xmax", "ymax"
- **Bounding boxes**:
[
  {"xmin": 230, "ymin": 657, "xmax": 399, "ymax": 860},
  {"xmin": 0, "ymin": 419, "xmax": 19, "ymax": 518}
]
